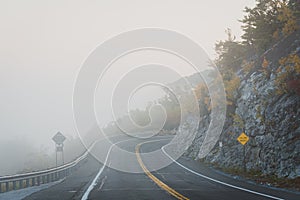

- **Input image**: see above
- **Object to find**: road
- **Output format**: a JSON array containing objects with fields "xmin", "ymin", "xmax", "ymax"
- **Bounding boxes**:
[{"xmin": 24, "ymin": 135, "xmax": 300, "ymax": 200}]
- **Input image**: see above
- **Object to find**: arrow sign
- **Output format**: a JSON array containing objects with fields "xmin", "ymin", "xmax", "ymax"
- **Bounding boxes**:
[
  {"xmin": 237, "ymin": 132, "xmax": 249, "ymax": 145},
  {"xmin": 52, "ymin": 132, "xmax": 66, "ymax": 145}
]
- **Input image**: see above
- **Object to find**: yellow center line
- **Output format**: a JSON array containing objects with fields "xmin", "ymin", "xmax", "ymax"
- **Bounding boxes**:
[{"xmin": 135, "ymin": 143, "xmax": 190, "ymax": 200}]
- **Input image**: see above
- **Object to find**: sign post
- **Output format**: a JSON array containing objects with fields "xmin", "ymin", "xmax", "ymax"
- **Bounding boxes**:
[
  {"xmin": 52, "ymin": 132, "xmax": 66, "ymax": 167},
  {"xmin": 237, "ymin": 132, "xmax": 249, "ymax": 173},
  {"xmin": 219, "ymin": 141, "xmax": 223, "ymax": 156}
]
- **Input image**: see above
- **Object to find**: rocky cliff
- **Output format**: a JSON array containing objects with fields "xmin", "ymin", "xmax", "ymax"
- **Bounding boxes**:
[{"xmin": 185, "ymin": 31, "xmax": 300, "ymax": 179}]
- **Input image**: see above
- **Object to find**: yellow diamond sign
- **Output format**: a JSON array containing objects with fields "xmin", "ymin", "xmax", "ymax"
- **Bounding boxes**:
[{"xmin": 237, "ymin": 132, "xmax": 249, "ymax": 145}]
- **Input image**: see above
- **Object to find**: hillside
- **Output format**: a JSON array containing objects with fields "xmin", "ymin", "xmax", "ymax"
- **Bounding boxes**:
[
  {"xmin": 186, "ymin": 28, "xmax": 300, "ymax": 176},
  {"xmin": 183, "ymin": 0, "xmax": 300, "ymax": 189}
]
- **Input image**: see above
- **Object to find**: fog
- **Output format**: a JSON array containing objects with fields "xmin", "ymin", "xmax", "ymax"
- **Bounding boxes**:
[{"xmin": 0, "ymin": 0, "xmax": 255, "ymax": 175}]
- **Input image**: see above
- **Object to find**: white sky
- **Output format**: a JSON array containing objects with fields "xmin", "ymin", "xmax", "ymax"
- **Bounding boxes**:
[{"xmin": 0, "ymin": 0, "xmax": 255, "ymax": 150}]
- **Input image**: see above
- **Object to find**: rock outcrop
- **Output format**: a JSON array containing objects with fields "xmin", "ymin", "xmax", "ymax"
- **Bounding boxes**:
[{"xmin": 184, "ymin": 31, "xmax": 300, "ymax": 179}]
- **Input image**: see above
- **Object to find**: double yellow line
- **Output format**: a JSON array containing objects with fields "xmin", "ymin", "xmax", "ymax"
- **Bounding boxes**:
[{"xmin": 135, "ymin": 143, "xmax": 189, "ymax": 200}]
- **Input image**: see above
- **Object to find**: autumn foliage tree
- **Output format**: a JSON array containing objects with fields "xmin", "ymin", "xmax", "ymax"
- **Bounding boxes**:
[
  {"xmin": 276, "ymin": 53, "xmax": 300, "ymax": 95},
  {"xmin": 212, "ymin": 0, "xmax": 300, "ymax": 121}
]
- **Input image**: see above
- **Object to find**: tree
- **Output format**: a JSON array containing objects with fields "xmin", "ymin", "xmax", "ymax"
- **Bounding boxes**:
[
  {"xmin": 215, "ymin": 28, "xmax": 245, "ymax": 72},
  {"xmin": 240, "ymin": 0, "xmax": 299, "ymax": 52},
  {"xmin": 277, "ymin": 0, "xmax": 299, "ymax": 36},
  {"xmin": 240, "ymin": 0, "xmax": 281, "ymax": 52}
]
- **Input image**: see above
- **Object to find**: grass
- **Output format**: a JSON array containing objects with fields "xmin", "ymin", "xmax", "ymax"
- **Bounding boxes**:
[{"xmin": 202, "ymin": 161, "xmax": 300, "ymax": 192}]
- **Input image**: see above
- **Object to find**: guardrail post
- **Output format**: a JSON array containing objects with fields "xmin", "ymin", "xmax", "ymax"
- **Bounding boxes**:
[
  {"xmin": 42, "ymin": 175, "xmax": 45, "ymax": 184},
  {"xmin": 5, "ymin": 182, "xmax": 9, "ymax": 192},
  {"xmin": 19, "ymin": 180, "xmax": 23, "ymax": 189},
  {"xmin": 26, "ymin": 179, "xmax": 29, "ymax": 188},
  {"xmin": 37, "ymin": 176, "xmax": 40, "ymax": 186},
  {"xmin": 47, "ymin": 174, "xmax": 51, "ymax": 182},
  {"xmin": 13, "ymin": 181, "xmax": 17, "ymax": 190}
]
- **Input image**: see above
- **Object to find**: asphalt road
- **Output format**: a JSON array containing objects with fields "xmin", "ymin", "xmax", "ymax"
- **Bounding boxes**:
[{"xmin": 25, "ymin": 135, "xmax": 300, "ymax": 200}]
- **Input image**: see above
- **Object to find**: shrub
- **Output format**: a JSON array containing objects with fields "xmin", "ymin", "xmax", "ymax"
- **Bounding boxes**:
[{"xmin": 276, "ymin": 53, "xmax": 300, "ymax": 95}]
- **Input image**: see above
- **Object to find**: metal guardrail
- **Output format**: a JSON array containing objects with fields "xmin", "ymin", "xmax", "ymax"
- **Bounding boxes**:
[{"xmin": 0, "ymin": 151, "xmax": 89, "ymax": 193}]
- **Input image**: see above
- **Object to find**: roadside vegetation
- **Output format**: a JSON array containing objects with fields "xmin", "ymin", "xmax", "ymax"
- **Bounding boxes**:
[
  {"xmin": 194, "ymin": 0, "xmax": 300, "ymax": 190},
  {"xmin": 195, "ymin": 0, "xmax": 300, "ymax": 119},
  {"xmin": 205, "ymin": 162, "xmax": 300, "ymax": 191}
]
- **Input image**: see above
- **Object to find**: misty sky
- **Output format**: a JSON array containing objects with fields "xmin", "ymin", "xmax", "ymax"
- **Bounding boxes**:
[{"xmin": 0, "ymin": 0, "xmax": 255, "ymax": 151}]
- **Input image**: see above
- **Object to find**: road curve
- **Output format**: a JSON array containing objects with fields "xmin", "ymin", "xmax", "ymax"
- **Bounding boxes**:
[{"xmin": 24, "ymin": 135, "xmax": 300, "ymax": 200}]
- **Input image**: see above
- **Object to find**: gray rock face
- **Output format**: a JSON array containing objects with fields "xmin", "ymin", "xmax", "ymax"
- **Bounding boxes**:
[{"xmin": 185, "ymin": 69, "xmax": 300, "ymax": 178}]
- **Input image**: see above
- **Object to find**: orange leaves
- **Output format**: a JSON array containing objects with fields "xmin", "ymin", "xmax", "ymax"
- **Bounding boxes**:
[
  {"xmin": 276, "ymin": 53, "xmax": 300, "ymax": 95},
  {"xmin": 276, "ymin": 0, "xmax": 299, "ymax": 36},
  {"xmin": 194, "ymin": 83, "xmax": 207, "ymax": 100},
  {"xmin": 224, "ymin": 74, "xmax": 240, "ymax": 103},
  {"xmin": 243, "ymin": 60, "xmax": 255, "ymax": 75},
  {"xmin": 279, "ymin": 53, "xmax": 300, "ymax": 74},
  {"xmin": 194, "ymin": 83, "xmax": 212, "ymax": 111},
  {"xmin": 196, "ymin": 71, "xmax": 240, "ymax": 107},
  {"xmin": 262, "ymin": 57, "xmax": 270, "ymax": 76},
  {"xmin": 262, "ymin": 57, "xmax": 269, "ymax": 69}
]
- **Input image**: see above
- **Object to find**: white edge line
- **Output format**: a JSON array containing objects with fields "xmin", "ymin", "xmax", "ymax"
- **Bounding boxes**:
[
  {"xmin": 81, "ymin": 138, "xmax": 133, "ymax": 200},
  {"xmin": 161, "ymin": 146, "xmax": 284, "ymax": 200}
]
